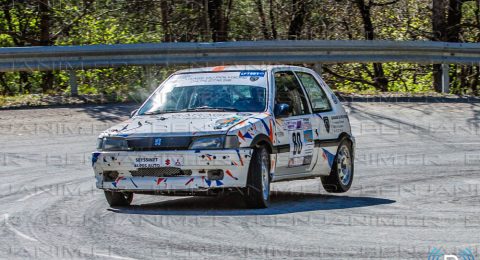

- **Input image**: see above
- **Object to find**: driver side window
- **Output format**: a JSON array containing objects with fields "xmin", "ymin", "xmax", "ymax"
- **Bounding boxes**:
[{"xmin": 274, "ymin": 71, "xmax": 310, "ymax": 116}]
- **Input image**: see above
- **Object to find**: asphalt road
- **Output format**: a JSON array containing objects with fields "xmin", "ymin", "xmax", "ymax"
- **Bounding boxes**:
[{"xmin": 1, "ymin": 100, "xmax": 479, "ymax": 259}]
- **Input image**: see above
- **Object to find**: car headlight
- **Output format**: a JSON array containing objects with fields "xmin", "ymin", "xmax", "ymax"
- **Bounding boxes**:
[
  {"xmin": 96, "ymin": 138, "xmax": 104, "ymax": 150},
  {"xmin": 102, "ymin": 137, "xmax": 129, "ymax": 151},
  {"xmin": 189, "ymin": 135, "xmax": 224, "ymax": 150},
  {"xmin": 224, "ymin": 135, "xmax": 239, "ymax": 148},
  {"xmin": 189, "ymin": 135, "xmax": 239, "ymax": 150}
]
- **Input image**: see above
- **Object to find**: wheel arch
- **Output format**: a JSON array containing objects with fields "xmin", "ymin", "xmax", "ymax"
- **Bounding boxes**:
[
  {"xmin": 338, "ymin": 132, "xmax": 355, "ymax": 157},
  {"xmin": 250, "ymin": 134, "xmax": 273, "ymax": 154}
]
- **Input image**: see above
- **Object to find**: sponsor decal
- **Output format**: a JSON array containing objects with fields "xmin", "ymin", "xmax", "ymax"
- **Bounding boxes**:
[
  {"xmin": 175, "ymin": 159, "xmax": 182, "ymax": 166},
  {"xmin": 303, "ymin": 155, "xmax": 312, "ymax": 165},
  {"xmin": 239, "ymin": 71, "xmax": 265, "ymax": 77},
  {"xmin": 214, "ymin": 116, "xmax": 243, "ymax": 129},
  {"xmin": 303, "ymin": 130, "xmax": 313, "ymax": 142},
  {"xmin": 302, "ymin": 118, "xmax": 312, "ymax": 130},
  {"xmin": 428, "ymin": 247, "xmax": 475, "ymax": 260},
  {"xmin": 296, "ymin": 120, "xmax": 302, "ymax": 129},
  {"xmin": 154, "ymin": 138, "xmax": 162, "ymax": 146},
  {"xmin": 133, "ymin": 156, "xmax": 183, "ymax": 168},
  {"xmin": 288, "ymin": 129, "xmax": 314, "ymax": 167},
  {"xmin": 323, "ymin": 117, "xmax": 330, "ymax": 133},
  {"xmin": 331, "ymin": 114, "xmax": 348, "ymax": 120}
]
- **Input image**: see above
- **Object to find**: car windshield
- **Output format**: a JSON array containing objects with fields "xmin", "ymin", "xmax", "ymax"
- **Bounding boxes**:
[{"xmin": 138, "ymin": 72, "xmax": 267, "ymax": 115}]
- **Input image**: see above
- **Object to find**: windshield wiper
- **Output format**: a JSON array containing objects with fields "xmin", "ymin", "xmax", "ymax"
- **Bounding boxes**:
[
  {"xmin": 142, "ymin": 110, "xmax": 178, "ymax": 115},
  {"xmin": 186, "ymin": 106, "xmax": 239, "ymax": 112},
  {"xmin": 142, "ymin": 107, "xmax": 239, "ymax": 115}
]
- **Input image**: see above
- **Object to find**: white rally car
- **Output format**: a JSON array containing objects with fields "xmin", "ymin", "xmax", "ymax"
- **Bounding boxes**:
[{"xmin": 92, "ymin": 65, "xmax": 355, "ymax": 208}]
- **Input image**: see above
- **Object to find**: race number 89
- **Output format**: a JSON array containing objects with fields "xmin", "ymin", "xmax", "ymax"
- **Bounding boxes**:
[{"xmin": 292, "ymin": 132, "xmax": 303, "ymax": 155}]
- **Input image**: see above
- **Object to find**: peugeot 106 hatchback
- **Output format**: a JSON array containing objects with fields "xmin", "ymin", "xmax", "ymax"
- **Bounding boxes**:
[{"xmin": 92, "ymin": 65, "xmax": 355, "ymax": 208}]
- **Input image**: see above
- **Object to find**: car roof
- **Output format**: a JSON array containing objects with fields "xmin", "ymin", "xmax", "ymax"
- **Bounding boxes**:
[{"xmin": 175, "ymin": 65, "xmax": 310, "ymax": 74}]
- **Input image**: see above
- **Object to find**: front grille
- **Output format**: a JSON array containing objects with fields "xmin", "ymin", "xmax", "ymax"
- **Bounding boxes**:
[
  {"xmin": 127, "ymin": 137, "xmax": 192, "ymax": 151},
  {"xmin": 130, "ymin": 167, "xmax": 193, "ymax": 177}
]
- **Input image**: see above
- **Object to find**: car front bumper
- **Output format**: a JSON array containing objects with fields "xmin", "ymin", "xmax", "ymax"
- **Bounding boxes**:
[{"xmin": 92, "ymin": 149, "xmax": 253, "ymax": 192}]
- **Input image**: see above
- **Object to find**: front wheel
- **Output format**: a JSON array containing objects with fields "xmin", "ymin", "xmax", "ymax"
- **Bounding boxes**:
[
  {"xmin": 321, "ymin": 139, "xmax": 354, "ymax": 193},
  {"xmin": 244, "ymin": 146, "xmax": 270, "ymax": 208},
  {"xmin": 104, "ymin": 191, "xmax": 133, "ymax": 207}
]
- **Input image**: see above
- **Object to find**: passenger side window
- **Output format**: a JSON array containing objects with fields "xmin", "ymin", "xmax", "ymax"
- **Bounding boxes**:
[
  {"xmin": 274, "ymin": 71, "xmax": 310, "ymax": 116},
  {"xmin": 296, "ymin": 72, "xmax": 332, "ymax": 112}
]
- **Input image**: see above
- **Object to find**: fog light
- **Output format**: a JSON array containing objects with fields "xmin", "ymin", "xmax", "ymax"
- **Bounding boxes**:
[
  {"xmin": 103, "ymin": 171, "xmax": 119, "ymax": 181},
  {"xmin": 207, "ymin": 169, "xmax": 224, "ymax": 180}
]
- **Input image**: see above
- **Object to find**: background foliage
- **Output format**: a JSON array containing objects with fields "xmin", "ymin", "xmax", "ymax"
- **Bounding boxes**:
[{"xmin": 0, "ymin": 0, "xmax": 479, "ymax": 99}]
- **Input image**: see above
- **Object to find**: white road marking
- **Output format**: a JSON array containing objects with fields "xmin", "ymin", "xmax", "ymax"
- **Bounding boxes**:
[
  {"xmin": 16, "ymin": 189, "xmax": 51, "ymax": 202},
  {"xmin": 92, "ymin": 253, "xmax": 138, "ymax": 260},
  {"xmin": 1, "ymin": 214, "xmax": 38, "ymax": 242}
]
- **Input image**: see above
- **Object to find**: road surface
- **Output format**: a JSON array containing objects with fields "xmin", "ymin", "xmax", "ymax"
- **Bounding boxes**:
[{"xmin": 1, "ymin": 100, "xmax": 479, "ymax": 259}]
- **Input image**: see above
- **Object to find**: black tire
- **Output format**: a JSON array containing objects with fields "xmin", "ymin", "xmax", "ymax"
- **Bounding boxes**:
[
  {"xmin": 321, "ymin": 138, "xmax": 354, "ymax": 193},
  {"xmin": 244, "ymin": 146, "xmax": 271, "ymax": 208},
  {"xmin": 104, "ymin": 191, "xmax": 133, "ymax": 207}
]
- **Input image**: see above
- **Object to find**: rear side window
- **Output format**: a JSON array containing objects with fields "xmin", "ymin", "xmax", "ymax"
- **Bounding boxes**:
[
  {"xmin": 296, "ymin": 72, "xmax": 332, "ymax": 113},
  {"xmin": 274, "ymin": 71, "xmax": 310, "ymax": 116}
]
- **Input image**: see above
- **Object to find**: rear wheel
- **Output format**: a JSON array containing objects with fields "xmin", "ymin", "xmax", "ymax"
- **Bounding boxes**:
[
  {"xmin": 244, "ymin": 146, "xmax": 270, "ymax": 208},
  {"xmin": 321, "ymin": 139, "xmax": 354, "ymax": 193},
  {"xmin": 104, "ymin": 191, "xmax": 133, "ymax": 207}
]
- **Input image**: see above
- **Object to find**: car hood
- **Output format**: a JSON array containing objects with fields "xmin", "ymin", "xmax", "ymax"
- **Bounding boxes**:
[{"xmin": 100, "ymin": 112, "xmax": 261, "ymax": 138}]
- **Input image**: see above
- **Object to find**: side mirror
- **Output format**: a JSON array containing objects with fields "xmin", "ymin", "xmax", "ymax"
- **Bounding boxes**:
[
  {"xmin": 130, "ymin": 109, "xmax": 138, "ymax": 118},
  {"xmin": 274, "ymin": 103, "xmax": 290, "ymax": 117}
]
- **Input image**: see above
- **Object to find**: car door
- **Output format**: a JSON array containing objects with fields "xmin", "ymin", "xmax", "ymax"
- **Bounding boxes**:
[
  {"xmin": 294, "ymin": 70, "xmax": 338, "ymax": 176},
  {"xmin": 272, "ymin": 70, "xmax": 316, "ymax": 177}
]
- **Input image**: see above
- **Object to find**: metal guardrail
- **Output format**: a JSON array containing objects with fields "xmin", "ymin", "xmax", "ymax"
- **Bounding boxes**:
[{"xmin": 0, "ymin": 40, "xmax": 479, "ymax": 72}]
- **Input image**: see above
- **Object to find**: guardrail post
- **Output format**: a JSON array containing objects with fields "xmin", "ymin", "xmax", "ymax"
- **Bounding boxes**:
[
  {"xmin": 69, "ymin": 70, "xmax": 78, "ymax": 96},
  {"xmin": 314, "ymin": 63, "xmax": 323, "ymax": 75},
  {"xmin": 441, "ymin": 64, "xmax": 449, "ymax": 93},
  {"xmin": 144, "ymin": 66, "xmax": 158, "ymax": 90}
]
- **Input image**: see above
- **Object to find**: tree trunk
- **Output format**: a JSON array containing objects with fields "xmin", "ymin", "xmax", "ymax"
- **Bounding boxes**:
[
  {"xmin": 472, "ymin": 65, "xmax": 479, "ymax": 96},
  {"xmin": 160, "ymin": 0, "xmax": 172, "ymax": 42},
  {"xmin": 207, "ymin": 0, "xmax": 229, "ymax": 42},
  {"xmin": 288, "ymin": 0, "xmax": 307, "ymax": 40},
  {"xmin": 41, "ymin": 72, "xmax": 54, "ymax": 94},
  {"xmin": 269, "ymin": 0, "xmax": 277, "ymax": 39},
  {"xmin": 255, "ymin": 0, "xmax": 270, "ymax": 39},
  {"xmin": 446, "ymin": 0, "xmax": 464, "ymax": 42},
  {"xmin": 0, "ymin": 72, "xmax": 11, "ymax": 96},
  {"xmin": 203, "ymin": 0, "xmax": 211, "ymax": 41},
  {"xmin": 432, "ymin": 0, "xmax": 447, "ymax": 92},
  {"xmin": 354, "ymin": 0, "xmax": 388, "ymax": 91},
  {"xmin": 38, "ymin": 0, "xmax": 51, "ymax": 46},
  {"xmin": 38, "ymin": 0, "xmax": 54, "ymax": 93}
]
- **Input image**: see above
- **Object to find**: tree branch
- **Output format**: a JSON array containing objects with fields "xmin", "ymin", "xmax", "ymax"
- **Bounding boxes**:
[{"xmin": 322, "ymin": 66, "xmax": 376, "ymax": 87}]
